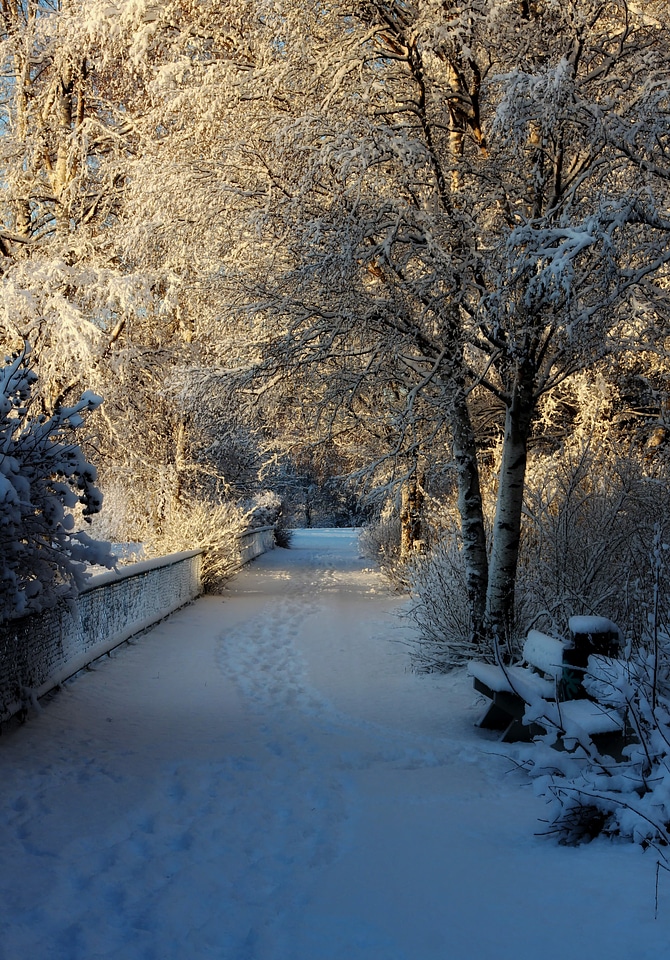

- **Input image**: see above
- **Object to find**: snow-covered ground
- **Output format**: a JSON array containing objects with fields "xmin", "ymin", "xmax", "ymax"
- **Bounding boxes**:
[{"xmin": 1, "ymin": 529, "xmax": 669, "ymax": 959}]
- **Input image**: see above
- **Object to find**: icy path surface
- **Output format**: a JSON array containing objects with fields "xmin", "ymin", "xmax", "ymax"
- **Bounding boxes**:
[{"xmin": 1, "ymin": 529, "xmax": 669, "ymax": 959}]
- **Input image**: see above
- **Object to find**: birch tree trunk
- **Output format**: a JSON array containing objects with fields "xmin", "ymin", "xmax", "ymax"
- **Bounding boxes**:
[{"xmin": 485, "ymin": 371, "xmax": 536, "ymax": 639}]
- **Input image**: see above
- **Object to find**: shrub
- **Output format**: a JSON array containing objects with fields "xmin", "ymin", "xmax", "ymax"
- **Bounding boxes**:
[
  {"xmin": 519, "ymin": 443, "xmax": 670, "ymax": 640},
  {"xmin": 524, "ymin": 529, "xmax": 670, "ymax": 858},
  {"xmin": 0, "ymin": 346, "xmax": 113, "ymax": 621},
  {"xmin": 404, "ymin": 442, "xmax": 670, "ymax": 671},
  {"xmin": 359, "ymin": 512, "xmax": 406, "ymax": 589},
  {"xmin": 137, "ymin": 497, "xmax": 248, "ymax": 592},
  {"xmin": 403, "ymin": 520, "xmax": 482, "ymax": 670},
  {"xmin": 241, "ymin": 489, "xmax": 282, "ymax": 528},
  {"xmin": 93, "ymin": 474, "xmax": 283, "ymax": 590},
  {"xmin": 274, "ymin": 520, "xmax": 294, "ymax": 549}
]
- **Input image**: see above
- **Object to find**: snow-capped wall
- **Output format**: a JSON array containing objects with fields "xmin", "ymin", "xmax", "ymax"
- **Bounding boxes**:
[
  {"xmin": 0, "ymin": 550, "xmax": 202, "ymax": 724},
  {"xmin": 237, "ymin": 525, "xmax": 276, "ymax": 565}
]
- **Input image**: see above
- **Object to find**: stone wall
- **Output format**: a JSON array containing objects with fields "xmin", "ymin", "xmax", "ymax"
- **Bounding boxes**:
[{"xmin": 0, "ymin": 551, "xmax": 202, "ymax": 724}]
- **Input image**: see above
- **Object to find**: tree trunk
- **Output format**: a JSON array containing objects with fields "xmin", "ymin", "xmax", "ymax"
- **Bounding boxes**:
[
  {"xmin": 485, "ymin": 373, "xmax": 535, "ymax": 641},
  {"xmin": 174, "ymin": 417, "xmax": 188, "ymax": 506},
  {"xmin": 400, "ymin": 471, "xmax": 424, "ymax": 560},
  {"xmin": 51, "ymin": 69, "xmax": 75, "ymax": 235},
  {"xmin": 451, "ymin": 392, "xmax": 489, "ymax": 644}
]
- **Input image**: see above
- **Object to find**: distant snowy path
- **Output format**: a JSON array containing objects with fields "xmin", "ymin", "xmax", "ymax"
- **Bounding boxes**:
[{"xmin": 1, "ymin": 529, "xmax": 669, "ymax": 959}]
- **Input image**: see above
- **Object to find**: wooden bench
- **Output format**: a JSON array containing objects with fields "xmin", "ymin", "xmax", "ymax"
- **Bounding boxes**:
[{"xmin": 468, "ymin": 624, "xmax": 626, "ymax": 753}]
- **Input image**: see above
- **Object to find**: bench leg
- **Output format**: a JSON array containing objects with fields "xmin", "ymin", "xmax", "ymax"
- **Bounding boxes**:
[
  {"xmin": 476, "ymin": 700, "xmax": 515, "ymax": 732},
  {"xmin": 474, "ymin": 687, "xmax": 539, "ymax": 742},
  {"xmin": 501, "ymin": 719, "xmax": 547, "ymax": 743}
]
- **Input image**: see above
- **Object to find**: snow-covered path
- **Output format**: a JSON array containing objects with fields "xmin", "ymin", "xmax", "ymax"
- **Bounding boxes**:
[{"xmin": 1, "ymin": 529, "xmax": 669, "ymax": 959}]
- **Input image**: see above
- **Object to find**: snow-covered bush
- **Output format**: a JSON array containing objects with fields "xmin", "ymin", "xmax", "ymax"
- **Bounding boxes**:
[
  {"xmin": 137, "ymin": 498, "xmax": 248, "ymax": 593},
  {"xmin": 403, "ymin": 524, "xmax": 481, "ymax": 670},
  {"xmin": 273, "ymin": 513, "xmax": 294, "ymax": 549},
  {"xmin": 526, "ymin": 531, "xmax": 670, "ymax": 855},
  {"xmin": 519, "ymin": 443, "xmax": 670, "ymax": 640},
  {"xmin": 92, "ymin": 476, "xmax": 281, "ymax": 589},
  {"xmin": 404, "ymin": 443, "xmax": 670, "ymax": 672},
  {"xmin": 0, "ymin": 347, "xmax": 113, "ymax": 621},
  {"xmin": 242, "ymin": 490, "xmax": 282, "ymax": 529},
  {"xmin": 359, "ymin": 512, "xmax": 406, "ymax": 589},
  {"xmin": 243, "ymin": 489, "xmax": 293, "ymax": 547}
]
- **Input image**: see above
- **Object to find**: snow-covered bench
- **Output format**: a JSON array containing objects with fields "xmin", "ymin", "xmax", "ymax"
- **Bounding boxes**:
[
  {"xmin": 468, "ymin": 630, "xmax": 565, "ymax": 743},
  {"xmin": 468, "ymin": 624, "xmax": 626, "ymax": 752}
]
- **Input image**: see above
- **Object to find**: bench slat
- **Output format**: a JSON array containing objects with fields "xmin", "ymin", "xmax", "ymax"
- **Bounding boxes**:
[
  {"xmin": 542, "ymin": 698, "xmax": 625, "ymax": 736},
  {"xmin": 468, "ymin": 661, "xmax": 555, "ymax": 699},
  {"xmin": 523, "ymin": 630, "xmax": 567, "ymax": 679}
]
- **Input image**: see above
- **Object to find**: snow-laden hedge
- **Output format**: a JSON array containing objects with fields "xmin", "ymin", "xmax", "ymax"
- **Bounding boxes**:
[{"xmin": 0, "ymin": 347, "xmax": 112, "ymax": 622}]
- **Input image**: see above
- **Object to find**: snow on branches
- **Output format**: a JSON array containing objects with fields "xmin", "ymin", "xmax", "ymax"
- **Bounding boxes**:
[{"xmin": 0, "ymin": 345, "xmax": 113, "ymax": 622}]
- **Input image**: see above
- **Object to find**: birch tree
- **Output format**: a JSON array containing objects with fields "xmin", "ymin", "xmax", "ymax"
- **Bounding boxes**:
[
  {"xmin": 223, "ymin": 0, "xmax": 670, "ymax": 642},
  {"xmin": 4, "ymin": 0, "xmax": 669, "ymax": 639}
]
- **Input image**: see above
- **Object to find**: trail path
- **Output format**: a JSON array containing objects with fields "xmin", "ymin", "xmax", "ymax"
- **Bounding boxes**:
[{"xmin": 1, "ymin": 529, "xmax": 668, "ymax": 959}]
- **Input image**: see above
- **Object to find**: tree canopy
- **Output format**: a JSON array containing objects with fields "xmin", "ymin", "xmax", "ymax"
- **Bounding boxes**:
[{"xmin": 2, "ymin": 0, "xmax": 670, "ymax": 639}]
